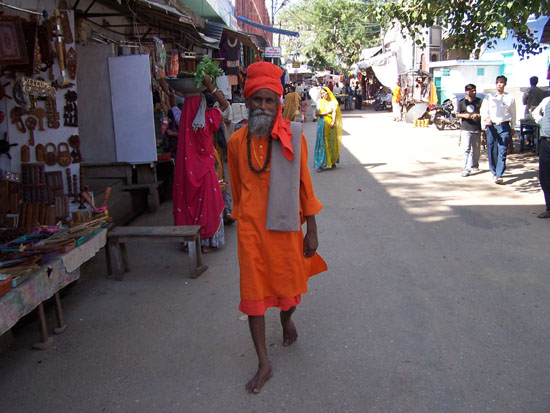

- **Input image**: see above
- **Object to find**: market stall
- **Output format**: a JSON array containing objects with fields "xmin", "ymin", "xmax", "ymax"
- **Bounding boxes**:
[
  {"xmin": 0, "ymin": 222, "xmax": 108, "ymax": 349},
  {"xmin": 0, "ymin": 8, "xmax": 85, "ymax": 228}
]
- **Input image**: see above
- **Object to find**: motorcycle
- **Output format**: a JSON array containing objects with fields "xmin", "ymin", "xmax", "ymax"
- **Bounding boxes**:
[
  {"xmin": 433, "ymin": 99, "xmax": 461, "ymax": 130},
  {"xmin": 374, "ymin": 91, "xmax": 392, "ymax": 111}
]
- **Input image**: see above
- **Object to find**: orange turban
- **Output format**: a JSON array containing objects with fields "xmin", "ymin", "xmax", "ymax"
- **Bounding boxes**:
[
  {"xmin": 243, "ymin": 62, "xmax": 294, "ymax": 161},
  {"xmin": 243, "ymin": 62, "xmax": 284, "ymax": 98}
]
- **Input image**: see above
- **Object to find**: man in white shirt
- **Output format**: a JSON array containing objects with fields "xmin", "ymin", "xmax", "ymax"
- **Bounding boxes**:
[
  {"xmin": 531, "ymin": 96, "xmax": 550, "ymax": 218},
  {"xmin": 480, "ymin": 75, "xmax": 516, "ymax": 184}
]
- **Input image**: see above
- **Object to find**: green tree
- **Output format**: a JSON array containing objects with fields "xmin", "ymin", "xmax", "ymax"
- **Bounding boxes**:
[
  {"xmin": 378, "ymin": 0, "xmax": 550, "ymax": 58},
  {"xmin": 278, "ymin": 0, "xmax": 383, "ymax": 71}
]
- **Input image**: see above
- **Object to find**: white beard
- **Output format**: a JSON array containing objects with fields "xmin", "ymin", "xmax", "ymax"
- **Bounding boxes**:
[{"xmin": 248, "ymin": 108, "xmax": 275, "ymax": 137}]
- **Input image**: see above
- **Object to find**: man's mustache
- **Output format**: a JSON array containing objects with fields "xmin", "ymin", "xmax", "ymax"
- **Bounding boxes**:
[{"xmin": 250, "ymin": 109, "xmax": 275, "ymax": 117}]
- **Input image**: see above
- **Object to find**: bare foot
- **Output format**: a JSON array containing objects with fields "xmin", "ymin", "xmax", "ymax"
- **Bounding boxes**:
[
  {"xmin": 280, "ymin": 312, "xmax": 298, "ymax": 346},
  {"xmin": 201, "ymin": 246, "xmax": 217, "ymax": 254},
  {"xmin": 537, "ymin": 211, "xmax": 550, "ymax": 219},
  {"xmin": 245, "ymin": 363, "xmax": 273, "ymax": 394}
]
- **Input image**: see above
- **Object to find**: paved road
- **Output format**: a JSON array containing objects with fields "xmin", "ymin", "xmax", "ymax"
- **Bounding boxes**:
[{"xmin": 2, "ymin": 108, "xmax": 549, "ymax": 412}]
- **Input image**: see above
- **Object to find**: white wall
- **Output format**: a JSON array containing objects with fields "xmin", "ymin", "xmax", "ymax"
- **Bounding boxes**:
[
  {"xmin": 433, "ymin": 64, "xmax": 502, "ymax": 96},
  {"xmin": 481, "ymin": 47, "xmax": 550, "ymax": 88}
]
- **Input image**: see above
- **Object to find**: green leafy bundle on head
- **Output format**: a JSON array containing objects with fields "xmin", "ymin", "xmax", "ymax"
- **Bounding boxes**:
[{"xmin": 194, "ymin": 56, "xmax": 223, "ymax": 89}]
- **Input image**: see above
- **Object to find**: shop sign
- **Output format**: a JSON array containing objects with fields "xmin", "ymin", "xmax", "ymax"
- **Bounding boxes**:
[
  {"xmin": 441, "ymin": 69, "xmax": 450, "ymax": 76},
  {"xmin": 264, "ymin": 47, "xmax": 281, "ymax": 58},
  {"xmin": 292, "ymin": 61, "xmax": 300, "ymax": 68}
]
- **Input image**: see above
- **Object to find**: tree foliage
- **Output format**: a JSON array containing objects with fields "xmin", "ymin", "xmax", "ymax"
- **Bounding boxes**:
[
  {"xmin": 378, "ymin": 0, "xmax": 550, "ymax": 58},
  {"xmin": 278, "ymin": 0, "xmax": 383, "ymax": 71}
]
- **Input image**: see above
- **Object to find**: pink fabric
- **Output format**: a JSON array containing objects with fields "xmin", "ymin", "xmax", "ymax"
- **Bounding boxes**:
[{"xmin": 173, "ymin": 96, "xmax": 224, "ymax": 238}]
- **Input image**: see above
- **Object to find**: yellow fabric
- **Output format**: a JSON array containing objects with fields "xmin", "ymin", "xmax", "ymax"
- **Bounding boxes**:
[
  {"xmin": 282, "ymin": 91, "xmax": 301, "ymax": 121},
  {"xmin": 319, "ymin": 87, "xmax": 343, "ymax": 167},
  {"xmin": 428, "ymin": 81, "xmax": 438, "ymax": 104},
  {"xmin": 392, "ymin": 86, "xmax": 402, "ymax": 103}
]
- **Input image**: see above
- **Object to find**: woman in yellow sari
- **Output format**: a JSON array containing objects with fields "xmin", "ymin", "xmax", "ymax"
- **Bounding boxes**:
[{"xmin": 314, "ymin": 87, "xmax": 343, "ymax": 171}]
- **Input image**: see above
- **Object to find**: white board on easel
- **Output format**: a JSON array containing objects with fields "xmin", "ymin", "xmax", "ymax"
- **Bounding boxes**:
[{"xmin": 108, "ymin": 54, "xmax": 156, "ymax": 163}]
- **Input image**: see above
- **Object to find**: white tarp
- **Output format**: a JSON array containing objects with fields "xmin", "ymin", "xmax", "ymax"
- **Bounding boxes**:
[{"xmin": 358, "ymin": 51, "xmax": 399, "ymax": 88}]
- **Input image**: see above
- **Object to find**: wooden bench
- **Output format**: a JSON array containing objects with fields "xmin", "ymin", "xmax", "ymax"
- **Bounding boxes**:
[
  {"xmin": 106, "ymin": 226, "xmax": 207, "ymax": 280},
  {"xmin": 120, "ymin": 182, "xmax": 163, "ymax": 212}
]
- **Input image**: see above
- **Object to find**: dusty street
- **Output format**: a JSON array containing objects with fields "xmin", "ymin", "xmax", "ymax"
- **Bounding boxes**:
[{"xmin": 1, "ymin": 108, "xmax": 549, "ymax": 412}]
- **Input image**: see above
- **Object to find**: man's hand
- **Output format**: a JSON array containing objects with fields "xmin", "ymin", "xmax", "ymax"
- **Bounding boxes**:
[
  {"xmin": 303, "ymin": 216, "xmax": 318, "ymax": 258},
  {"xmin": 303, "ymin": 231, "xmax": 318, "ymax": 258}
]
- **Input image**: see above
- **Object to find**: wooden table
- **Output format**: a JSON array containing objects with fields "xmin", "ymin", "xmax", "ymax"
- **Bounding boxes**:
[
  {"xmin": 0, "ymin": 228, "xmax": 108, "ymax": 349},
  {"xmin": 519, "ymin": 119, "xmax": 540, "ymax": 153}
]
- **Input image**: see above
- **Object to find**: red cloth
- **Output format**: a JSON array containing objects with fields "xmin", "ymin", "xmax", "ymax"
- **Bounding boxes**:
[
  {"xmin": 173, "ymin": 96, "xmax": 224, "ymax": 238},
  {"xmin": 243, "ymin": 61, "xmax": 294, "ymax": 161},
  {"xmin": 243, "ymin": 62, "xmax": 283, "ymax": 98}
]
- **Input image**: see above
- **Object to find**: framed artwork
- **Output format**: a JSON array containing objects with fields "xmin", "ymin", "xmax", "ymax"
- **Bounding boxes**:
[{"xmin": 0, "ymin": 17, "xmax": 29, "ymax": 65}]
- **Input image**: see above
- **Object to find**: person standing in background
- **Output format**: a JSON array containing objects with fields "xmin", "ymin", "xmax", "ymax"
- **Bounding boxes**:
[
  {"xmin": 522, "ymin": 76, "xmax": 546, "ymax": 119},
  {"xmin": 282, "ymin": 85, "xmax": 301, "ymax": 121},
  {"xmin": 456, "ymin": 84, "xmax": 483, "ymax": 177},
  {"xmin": 392, "ymin": 81, "xmax": 402, "ymax": 121},
  {"xmin": 531, "ymin": 96, "xmax": 550, "ymax": 218},
  {"xmin": 480, "ymin": 76, "xmax": 516, "ymax": 184}
]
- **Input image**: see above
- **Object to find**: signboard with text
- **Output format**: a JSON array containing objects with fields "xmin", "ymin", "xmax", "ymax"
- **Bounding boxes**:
[{"xmin": 264, "ymin": 47, "xmax": 281, "ymax": 58}]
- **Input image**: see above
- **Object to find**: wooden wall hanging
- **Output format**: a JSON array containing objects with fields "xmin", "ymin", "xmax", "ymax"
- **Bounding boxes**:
[
  {"xmin": 0, "ymin": 17, "xmax": 29, "ymax": 65},
  {"xmin": 44, "ymin": 143, "xmax": 57, "ymax": 166},
  {"xmin": 46, "ymin": 96, "xmax": 60, "ymax": 129},
  {"xmin": 21, "ymin": 163, "xmax": 45, "ymax": 202},
  {"xmin": 60, "ymin": 11, "xmax": 73, "ymax": 44},
  {"xmin": 45, "ymin": 171, "xmax": 63, "ymax": 204},
  {"xmin": 57, "ymin": 142, "xmax": 71, "ymax": 166},
  {"xmin": 24, "ymin": 116, "xmax": 37, "ymax": 145},
  {"xmin": 37, "ymin": 21, "xmax": 54, "ymax": 74},
  {"xmin": 4, "ymin": 20, "xmax": 38, "ymax": 75},
  {"xmin": 68, "ymin": 134, "xmax": 82, "ymax": 163},
  {"xmin": 63, "ymin": 90, "xmax": 78, "ymax": 126},
  {"xmin": 10, "ymin": 106, "xmax": 27, "ymax": 133},
  {"xmin": 35, "ymin": 143, "xmax": 44, "ymax": 162},
  {"xmin": 67, "ymin": 47, "xmax": 77, "ymax": 80},
  {"xmin": 20, "ymin": 144, "xmax": 30, "ymax": 162}
]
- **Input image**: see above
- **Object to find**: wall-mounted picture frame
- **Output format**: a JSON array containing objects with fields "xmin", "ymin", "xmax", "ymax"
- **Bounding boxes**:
[{"xmin": 0, "ymin": 16, "xmax": 29, "ymax": 65}]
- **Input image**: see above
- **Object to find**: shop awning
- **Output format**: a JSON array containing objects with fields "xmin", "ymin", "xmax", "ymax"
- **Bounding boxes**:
[
  {"xmin": 222, "ymin": 27, "xmax": 262, "ymax": 52},
  {"xmin": 359, "ymin": 46, "xmax": 382, "ymax": 61},
  {"xmin": 204, "ymin": 21, "xmax": 224, "ymax": 49},
  {"xmin": 236, "ymin": 16, "xmax": 299, "ymax": 37},
  {"xmin": 80, "ymin": 0, "xmax": 216, "ymax": 50}
]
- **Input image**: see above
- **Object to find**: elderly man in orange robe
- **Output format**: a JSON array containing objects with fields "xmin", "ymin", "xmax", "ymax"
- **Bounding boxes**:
[{"xmin": 228, "ymin": 62, "xmax": 327, "ymax": 394}]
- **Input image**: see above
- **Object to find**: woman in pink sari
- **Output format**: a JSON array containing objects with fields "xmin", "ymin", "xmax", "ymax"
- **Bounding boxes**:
[{"xmin": 172, "ymin": 75, "xmax": 229, "ymax": 252}]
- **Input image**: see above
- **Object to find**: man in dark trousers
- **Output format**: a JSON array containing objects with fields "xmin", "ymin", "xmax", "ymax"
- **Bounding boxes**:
[
  {"xmin": 532, "ymin": 96, "xmax": 550, "ymax": 218},
  {"xmin": 480, "ymin": 76, "xmax": 516, "ymax": 184},
  {"xmin": 456, "ymin": 84, "xmax": 483, "ymax": 177}
]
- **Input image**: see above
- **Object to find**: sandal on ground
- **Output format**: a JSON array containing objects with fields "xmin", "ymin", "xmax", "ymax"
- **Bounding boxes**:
[{"xmin": 537, "ymin": 211, "xmax": 550, "ymax": 219}]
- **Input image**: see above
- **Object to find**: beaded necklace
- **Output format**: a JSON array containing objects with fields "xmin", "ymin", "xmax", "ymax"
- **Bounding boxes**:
[{"xmin": 246, "ymin": 130, "xmax": 272, "ymax": 173}]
